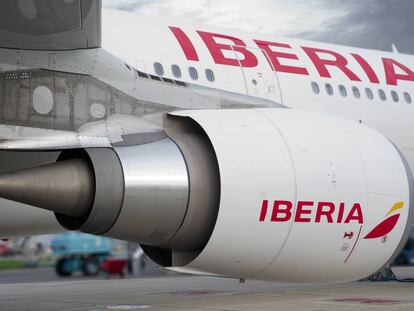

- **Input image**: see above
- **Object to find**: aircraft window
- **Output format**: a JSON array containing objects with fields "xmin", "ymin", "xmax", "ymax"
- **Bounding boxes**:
[
  {"xmin": 365, "ymin": 88, "xmax": 374, "ymax": 100},
  {"xmin": 378, "ymin": 89, "xmax": 387, "ymax": 101},
  {"xmin": 311, "ymin": 82, "xmax": 320, "ymax": 94},
  {"xmin": 338, "ymin": 85, "xmax": 347, "ymax": 97},
  {"xmin": 205, "ymin": 69, "xmax": 215, "ymax": 82},
  {"xmin": 172, "ymin": 65, "xmax": 181, "ymax": 78},
  {"xmin": 252, "ymin": 79, "xmax": 258, "ymax": 86},
  {"xmin": 403, "ymin": 92, "xmax": 412, "ymax": 104},
  {"xmin": 391, "ymin": 91, "xmax": 399, "ymax": 102},
  {"xmin": 189, "ymin": 67, "xmax": 199, "ymax": 80},
  {"xmin": 352, "ymin": 86, "xmax": 361, "ymax": 98},
  {"xmin": 325, "ymin": 83, "xmax": 333, "ymax": 96},
  {"xmin": 154, "ymin": 62, "xmax": 164, "ymax": 76}
]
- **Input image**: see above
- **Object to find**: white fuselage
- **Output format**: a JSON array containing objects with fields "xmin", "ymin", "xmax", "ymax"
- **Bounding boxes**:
[{"xmin": 102, "ymin": 10, "xmax": 414, "ymax": 170}]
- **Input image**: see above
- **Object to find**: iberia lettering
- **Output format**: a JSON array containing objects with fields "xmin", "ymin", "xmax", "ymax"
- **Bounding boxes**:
[
  {"xmin": 171, "ymin": 26, "xmax": 414, "ymax": 86},
  {"xmin": 259, "ymin": 200, "xmax": 364, "ymax": 224}
]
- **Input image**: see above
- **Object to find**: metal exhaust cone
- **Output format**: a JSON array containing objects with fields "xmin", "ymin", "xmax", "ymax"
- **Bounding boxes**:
[{"xmin": 0, "ymin": 159, "xmax": 95, "ymax": 218}]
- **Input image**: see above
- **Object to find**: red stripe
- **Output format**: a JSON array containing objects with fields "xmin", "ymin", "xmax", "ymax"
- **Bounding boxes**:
[
  {"xmin": 352, "ymin": 53, "xmax": 380, "ymax": 84},
  {"xmin": 259, "ymin": 200, "xmax": 268, "ymax": 222},
  {"xmin": 363, "ymin": 214, "xmax": 400, "ymax": 239},
  {"xmin": 169, "ymin": 26, "xmax": 199, "ymax": 61}
]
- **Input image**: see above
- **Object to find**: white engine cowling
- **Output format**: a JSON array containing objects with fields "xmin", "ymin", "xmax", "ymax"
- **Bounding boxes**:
[
  {"xmin": 161, "ymin": 109, "xmax": 413, "ymax": 283},
  {"xmin": 2, "ymin": 108, "xmax": 411, "ymax": 283}
]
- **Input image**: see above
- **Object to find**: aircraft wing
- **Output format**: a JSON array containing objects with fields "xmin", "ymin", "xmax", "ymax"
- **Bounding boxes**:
[{"xmin": 0, "ymin": 0, "xmax": 101, "ymax": 50}]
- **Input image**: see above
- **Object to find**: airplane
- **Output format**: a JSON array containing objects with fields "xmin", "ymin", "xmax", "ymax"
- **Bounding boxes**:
[{"xmin": 0, "ymin": 0, "xmax": 412, "ymax": 283}]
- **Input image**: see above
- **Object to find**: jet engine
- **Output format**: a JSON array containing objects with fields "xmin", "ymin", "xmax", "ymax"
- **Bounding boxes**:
[{"xmin": 0, "ymin": 109, "xmax": 412, "ymax": 283}]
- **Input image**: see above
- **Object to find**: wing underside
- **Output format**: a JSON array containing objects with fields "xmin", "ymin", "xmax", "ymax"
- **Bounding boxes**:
[{"xmin": 0, "ymin": 0, "xmax": 101, "ymax": 50}]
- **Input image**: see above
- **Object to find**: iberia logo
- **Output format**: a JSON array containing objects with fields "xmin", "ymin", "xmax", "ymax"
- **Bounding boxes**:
[{"xmin": 363, "ymin": 202, "xmax": 404, "ymax": 240}]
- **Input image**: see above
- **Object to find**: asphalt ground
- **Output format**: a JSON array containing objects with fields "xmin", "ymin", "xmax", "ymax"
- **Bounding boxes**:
[
  {"xmin": 0, "ymin": 262, "xmax": 167, "ymax": 284},
  {"xmin": 0, "ymin": 266, "xmax": 414, "ymax": 310}
]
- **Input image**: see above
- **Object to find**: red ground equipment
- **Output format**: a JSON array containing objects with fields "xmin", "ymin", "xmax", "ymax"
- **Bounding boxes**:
[{"xmin": 102, "ymin": 257, "xmax": 127, "ymax": 277}]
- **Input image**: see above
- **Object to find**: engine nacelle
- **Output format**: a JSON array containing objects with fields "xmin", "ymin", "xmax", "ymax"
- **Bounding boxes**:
[
  {"xmin": 0, "ymin": 109, "xmax": 411, "ymax": 283},
  {"xmin": 152, "ymin": 109, "xmax": 413, "ymax": 283}
]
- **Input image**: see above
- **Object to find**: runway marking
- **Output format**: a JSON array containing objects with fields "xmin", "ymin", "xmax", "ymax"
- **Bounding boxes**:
[
  {"xmin": 332, "ymin": 297, "xmax": 401, "ymax": 305},
  {"xmin": 170, "ymin": 290, "xmax": 224, "ymax": 296},
  {"xmin": 152, "ymin": 291, "xmax": 289, "ymax": 309},
  {"xmin": 94, "ymin": 305, "xmax": 151, "ymax": 310}
]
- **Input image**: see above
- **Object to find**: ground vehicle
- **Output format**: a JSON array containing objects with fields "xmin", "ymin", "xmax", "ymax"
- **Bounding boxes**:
[
  {"xmin": 51, "ymin": 232, "xmax": 112, "ymax": 277},
  {"xmin": 0, "ymin": 240, "xmax": 9, "ymax": 256}
]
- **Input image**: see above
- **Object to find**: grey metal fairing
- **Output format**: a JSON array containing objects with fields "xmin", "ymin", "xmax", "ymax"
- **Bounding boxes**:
[
  {"xmin": 0, "ymin": 48, "xmax": 281, "ymax": 111},
  {"xmin": 52, "ymin": 139, "xmax": 191, "ymax": 246},
  {"xmin": 104, "ymin": 139, "xmax": 190, "ymax": 245},
  {"xmin": 55, "ymin": 148, "xmax": 124, "ymax": 235},
  {"xmin": 72, "ymin": 131, "xmax": 219, "ymax": 253},
  {"xmin": 0, "ymin": 47, "xmax": 282, "ymax": 151},
  {"xmin": 0, "ymin": 68, "xmax": 269, "ymax": 133}
]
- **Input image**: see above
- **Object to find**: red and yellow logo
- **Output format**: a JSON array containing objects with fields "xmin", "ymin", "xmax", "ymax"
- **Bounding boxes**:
[{"xmin": 363, "ymin": 202, "xmax": 404, "ymax": 240}]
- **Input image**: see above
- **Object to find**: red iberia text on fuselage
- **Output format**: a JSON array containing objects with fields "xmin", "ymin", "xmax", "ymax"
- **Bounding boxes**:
[
  {"xmin": 170, "ymin": 27, "xmax": 414, "ymax": 86},
  {"xmin": 259, "ymin": 200, "xmax": 364, "ymax": 224}
]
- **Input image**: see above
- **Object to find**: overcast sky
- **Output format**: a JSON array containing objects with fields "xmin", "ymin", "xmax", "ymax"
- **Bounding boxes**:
[{"xmin": 103, "ymin": 0, "xmax": 414, "ymax": 54}]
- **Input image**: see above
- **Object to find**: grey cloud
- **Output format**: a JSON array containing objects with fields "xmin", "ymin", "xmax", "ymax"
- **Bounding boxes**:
[
  {"xmin": 103, "ymin": 0, "xmax": 160, "ymax": 11},
  {"xmin": 292, "ymin": 0, "xmax": 414, "ymax": 53},
  {"xmin": 103, "ymin": 0, "xmax": 414, "ymax": 53}
]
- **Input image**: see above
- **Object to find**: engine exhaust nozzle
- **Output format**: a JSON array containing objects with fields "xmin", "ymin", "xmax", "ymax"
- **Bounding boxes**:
[{"xmin": 0, "ymin": 158, "xmax": 95, "ymax": 218}]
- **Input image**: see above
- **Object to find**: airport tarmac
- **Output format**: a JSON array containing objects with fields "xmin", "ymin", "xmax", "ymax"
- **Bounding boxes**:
[{"xmin": 1, "ymin": 267, "xmax": 414, "ymax": 311}]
